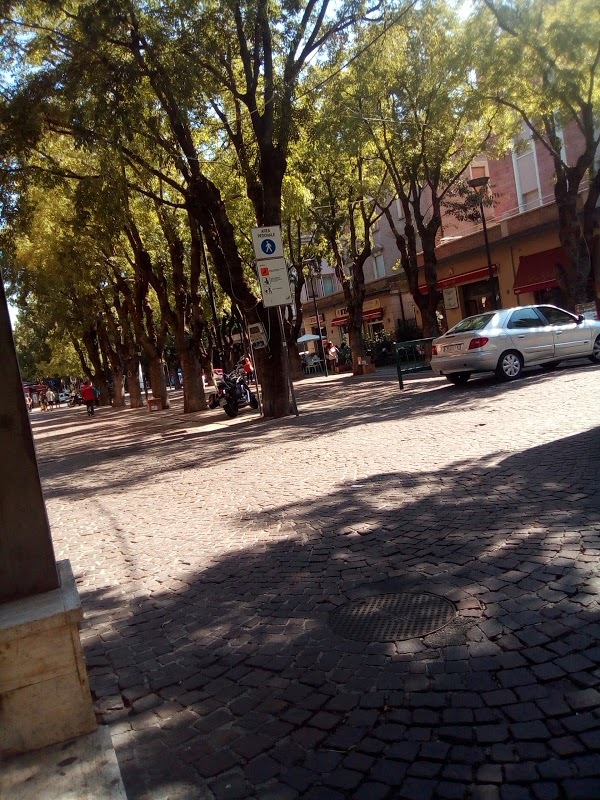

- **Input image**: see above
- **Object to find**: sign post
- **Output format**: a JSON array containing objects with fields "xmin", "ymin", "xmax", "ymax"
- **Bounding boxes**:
[{"xmin": 251, "ymin": 226, "xmax": 298, "ymax": 416}]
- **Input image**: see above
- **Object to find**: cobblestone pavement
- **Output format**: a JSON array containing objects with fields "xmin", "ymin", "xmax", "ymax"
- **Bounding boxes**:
[{"xmin": 33, "ymin": 363, "xmax": 600, "ymax": 800}]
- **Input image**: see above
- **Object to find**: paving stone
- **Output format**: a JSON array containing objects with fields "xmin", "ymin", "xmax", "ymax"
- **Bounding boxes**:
[
  {"xmin": 550, "ymin": 735, "xmax": 586, "ymax": 756},
  {"xmin": 407, "ymin": 761, "xmax": 442, "ymax": 778},
  {"xmin": 537, "ymin": 759, "xmax": 573, "ymax": 780},
  {"xmin": 244, "ymin": 754, "xmax": 280, "ymax": 784},
  {"xmin": 209, "ymin": 771, "xmax": 254, "ymax": 800},
  {"xmin": 475, "ymin": 725, "xmax": 509, "ymax": 744},
  {"xmin": 565, "ymin": 688, "xmax": 600, "ymax": 712},
  {"xmin": 477, "ymin": 764, "xmax": 503, "ymax": 783},
  {"xmin": 499, "ymin": 786, "xmax": 530, "ymax": 800},
  {"xmin": 354, "ymin": 782, "xmax": 390, "ymax": 800},
  {"xmin": 436, "ymin": 782, "xmax": 468, "ymax": 799},
  {"xmin": 397, "ymin": 777, "xmax": 437, "ymax": 798},
  {"xmin": 304, "ymin": 751, "xmax": 343, "ymax": 774},
  {"xmin": 322, "ymin": 767, "xmax": 363, "ymax": 790},
  {"xmin": 303, "ymin": 788, "xmax": 345, "ymax": 800},
  {"xmin": 280, "ymin": 766, "xmax": 315, "ymax": 792},
  {"xmin": 497, "ymin": 669, "xmax": 536, "ymax": 688},
  {"xmin": 532, "ymin": 783, "xmax": 560, "ymax": 800},
  {"xmin": 510, "ymin": 721, "xmax": 551, "ymax": 741},
  {"xmin": 256, "ymin": 783, "xmax": 298, "ymax": 800},
  {"xmin": 195, "ymin": 750, "xmax": 240, "ymax": 778},
  {"xmin": 561, "ymin": 779, "xmax": 600, "ymax": 799},
  {"xmin": 231, "ymin": 733, "xmax": 273, "ymax": 761},
  {"xmin": 572, "ymin": 753, "xmax": 600, "ymax": 777},
  {"xmin": 504, "ymin": 761, "xmax": 538, "ymax": 783},
  {"xmin": 373, "ymin": 723, "xmax": 407, "ymax": 743},
  {"xmin": 369, "ymin": 758, "xmax": 408, "ymax": 785},
  {"xmin": 442, "ymin": 764, "xmax": 473, "ymax": 781},
  {"xmin": 325, "ymin": 694, "xmax": 360, "ymax": 712},
  {"xmin": 357, "ymin": 736, "xmax": 386, "ymax": 754}
]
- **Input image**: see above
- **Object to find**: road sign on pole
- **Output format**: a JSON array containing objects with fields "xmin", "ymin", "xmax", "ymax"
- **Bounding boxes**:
[
  {"xmin": 252, "ymin": 226, "xmax": 284, "ymax": 260},
  {"xmin": 256, "ymin": 258, "xmax": 292, "ymax": 308}
]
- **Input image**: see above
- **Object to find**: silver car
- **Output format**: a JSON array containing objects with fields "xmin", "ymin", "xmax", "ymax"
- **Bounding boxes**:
[{"xmin": 431, "ymin": 304, "xmax": 600, "ymax": 385}]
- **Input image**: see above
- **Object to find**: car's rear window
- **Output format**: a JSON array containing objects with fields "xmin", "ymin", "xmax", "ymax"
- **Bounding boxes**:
[{"xmin": 448, "ymin": 313, "xmax": 496, "ymax": 333}]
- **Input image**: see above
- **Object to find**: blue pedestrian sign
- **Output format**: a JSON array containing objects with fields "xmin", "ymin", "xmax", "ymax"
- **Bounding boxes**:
[
  {"xmin": 261, "ymin": 239, "xmax": 276, "ymax": 255},
  {"xmin": 252, "ymin": 226, "xmax": 283, "ymax": 260}
]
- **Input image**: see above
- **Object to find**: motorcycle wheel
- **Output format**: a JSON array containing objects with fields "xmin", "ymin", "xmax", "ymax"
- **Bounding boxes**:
[
  {"xmin": 249, "ymin": 394, "xmax": 259, "ymax": 410},
  {"xmin": 223, "ymin": 400, "xmax": 239, "ymax": 418},
  {"xmin": 208, "ymin": 393, "xmax": 218, "ymax": 409}
]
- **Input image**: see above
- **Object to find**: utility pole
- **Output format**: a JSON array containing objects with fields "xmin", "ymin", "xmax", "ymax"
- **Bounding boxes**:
[{"xmin": 308, "ymin": 259, "xmax": 328, "ymax": 377}]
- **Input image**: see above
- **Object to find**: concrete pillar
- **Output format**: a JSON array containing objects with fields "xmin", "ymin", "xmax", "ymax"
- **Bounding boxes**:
[
  {"xmin": 0, "ymin": 272, "xmax": 96, "ymax": 755},
  {"xmin": 0, "ymin": 273, "xmax": 59, "ymax": 603}
]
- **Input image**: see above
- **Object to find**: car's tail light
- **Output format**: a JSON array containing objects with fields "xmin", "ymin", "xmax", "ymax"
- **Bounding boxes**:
[
  {"xmin": 468, "ymin": 337, "xmax": 489, "ymax": 350},
  {"xmin": 432, "ymin": 344, "xmax": 438, "ymax": 355}
]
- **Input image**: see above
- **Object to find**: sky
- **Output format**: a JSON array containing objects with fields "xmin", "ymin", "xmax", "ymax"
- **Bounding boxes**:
[{"xmin": 8, "ymin": 303, "xmax": 18, "ymax": 328}]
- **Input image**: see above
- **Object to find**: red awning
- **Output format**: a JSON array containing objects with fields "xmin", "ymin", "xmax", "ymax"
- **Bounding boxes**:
[
  {"xmin": 419, "ymin": 265, "xmax": 498, "ymax": 294},
  {"xmin": 513, "ymin": 247, "xmax": 566, "ymax": 295},
  {"xmin": 363, "ymin": 309, "xmax": 384, "ymax": 322},
  {"xmin": 331, "ymin": 309, "xmax": 384, "ymax": 326}
]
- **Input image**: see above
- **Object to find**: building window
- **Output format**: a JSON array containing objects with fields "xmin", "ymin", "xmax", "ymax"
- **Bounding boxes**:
[
  {"xmin": 322, "ymin": 275, "xmax": 335, "ymax": 296},
  {"xmin": 470, "ymin": 164, "xmax": 487, "ymax": 180},
  {"xmin": 369, "ymin": 321, "xmax": 385, "ymax": 336},
  {"xmin": 512, "ymin": 128, "xmax": 542, "ymax": 212},
  {"xmin": 461, "ymin": 278, "xmax": 497, "ymax": 317},
  {"xmin": 374, "ymin": 254, "xmax": 386, "ymax": 279},
  {"xmin": 521, "ymin": 189, "xmax": 540, "ymax": 211}
]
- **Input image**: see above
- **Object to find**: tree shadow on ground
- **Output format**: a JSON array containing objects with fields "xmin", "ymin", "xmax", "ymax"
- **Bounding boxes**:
[
  {"xmin": 38, "ymin": 360, "xmax": 600, "ymax": 505},
  {"xmin": 75, "ymin": 427, "xmax": 600, "ymax": 800}
]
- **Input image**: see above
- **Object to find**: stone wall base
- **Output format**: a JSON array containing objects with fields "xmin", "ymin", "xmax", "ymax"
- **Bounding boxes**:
[{"xmin": 0, "ymin": 560, "xmax": 96, "ymax": 756}]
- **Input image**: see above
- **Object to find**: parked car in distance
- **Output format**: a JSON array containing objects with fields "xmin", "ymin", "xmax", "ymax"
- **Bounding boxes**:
[
  {"xmin": 58, "ymin": 391, "xmax": 70, "ymax": 403},
  {"xmin": 431, "ymin": 304, "xmax": 600, "ymax": 385}
]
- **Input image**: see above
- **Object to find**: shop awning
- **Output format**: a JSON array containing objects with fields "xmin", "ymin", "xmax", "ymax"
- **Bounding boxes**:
[
  {"xmin": 419, "ymin": 265, "xmax": 498, "ymax": 294},
  {"xmin": 513, "ymin": 247, "xmax": 566, "ymax": 295},
  {"xmin": 331, "ymin": 309, "xmax": 384, "ymax": 326}
]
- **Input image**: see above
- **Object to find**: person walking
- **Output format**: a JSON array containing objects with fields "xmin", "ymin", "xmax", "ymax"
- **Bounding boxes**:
[
  {"xmin": 39, "ymin": 390, "xmax": 48, "ymax": 412},
  {"xmin": 80, "ymin": 381, "xmax": 96, "ymax": 417},
  {"xmin": 241, "ymin": 355, "xmax": 254, "ymax": 383},
  {"xmin": 25, "ymin": 394, "xmax": 32, "ymax": 412},
  {"xmin": 46, "ymin": 388, "xmax": 55, "ymax": 410}
]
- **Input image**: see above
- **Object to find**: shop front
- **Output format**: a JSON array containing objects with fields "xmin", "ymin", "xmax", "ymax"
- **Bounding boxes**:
[
  {"xmin": 330, "ymin": 299, "xmax": 385, "ymax": 341},
  {"xmin": 512, "ymin": 246, "xmax": 566, "ymax": 306},
  {"xmin": 419, "ymin": 264, "xmax": 500, "ymax": 329}
]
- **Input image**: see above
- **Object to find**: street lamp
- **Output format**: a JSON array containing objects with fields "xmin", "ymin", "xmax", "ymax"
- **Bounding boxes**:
[{"xmin": 467, "ymin": 175, "xmax": 499, "ymax": 310}]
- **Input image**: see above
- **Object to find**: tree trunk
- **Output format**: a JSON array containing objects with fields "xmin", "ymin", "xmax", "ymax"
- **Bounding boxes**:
[
  {"xmin": 179, "ymin": 347, "xmax": 207, "ymax": 412},
  {"xmin": 148, "ymin": 356, "xmax": 169, "ymax": 408},
  {"xmin": 93, "ymin": 374, "xmax": 111, "ymax": 406},
  {"xmin": 201, "ymin": 352, "xmax": 216, "ymax": 386},
  {"xmin": 188, "ymin": 179, "xmax": 290, "ymax": 418},
  {"xmin": 555, "ymin": 177, "xmax": 590, "ymax": 310},
  {"xmin": 125, "ymin": 354, "xmax": 144, "ymax": 408},
  {"xmin": 112, "ymin": 368, "xmax": 125, "ymax": 407},
  {"xmin": 289, "ymin": 346, "xmax": 304, "ymax": 381},
  {"xmin": 252, "ymin": 308, "xmax": 290, "ymax": 417},
  {"xmin": 347, "ymin": 320, "xmax": 367, "ymax": 374}
]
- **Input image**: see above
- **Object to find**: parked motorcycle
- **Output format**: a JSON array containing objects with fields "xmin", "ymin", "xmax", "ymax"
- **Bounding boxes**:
[
  {"xmin": 208, "ymin": 368, "xmax": 259, "ymax": 418},
  {"xmin": 68, "ymin": 392, "xmax": 84, "ymax": 407}
]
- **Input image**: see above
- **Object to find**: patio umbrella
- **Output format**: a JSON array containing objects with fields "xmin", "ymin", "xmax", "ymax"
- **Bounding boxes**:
[{"xmin": 297, "ymin": 333, "xmax": 321, "ymax": 342}]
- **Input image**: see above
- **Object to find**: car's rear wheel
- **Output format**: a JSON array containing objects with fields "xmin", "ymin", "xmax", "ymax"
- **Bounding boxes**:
[
  {"xmin": 447, "ymin": 372, "xmax": 471, "ymax": 385},
  {"xmin": 588, "ymin": 335, "xmax": 600, "ymax": 364},
  {"xmin": 496, "ymin": 350, "xmax": 523, "ymax": 381},
  {"xmin": 540, "ymin": 360, "xmax": 561, "ymax": 371}
]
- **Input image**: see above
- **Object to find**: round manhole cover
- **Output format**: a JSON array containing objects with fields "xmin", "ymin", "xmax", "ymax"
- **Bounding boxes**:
[{"xmin": 330, "ymin": 592, "xmax": 456, "ymax": 642}]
